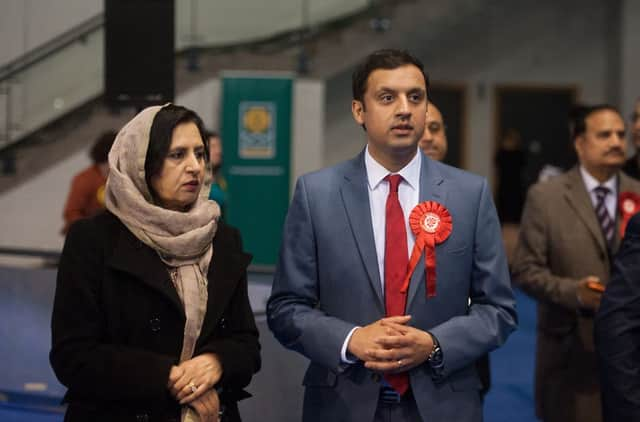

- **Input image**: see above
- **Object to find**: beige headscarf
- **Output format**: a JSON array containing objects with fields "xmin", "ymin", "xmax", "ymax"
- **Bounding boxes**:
[{"xmin": 105, "ymin": 105, "xmax": 220, "ymax": 422}]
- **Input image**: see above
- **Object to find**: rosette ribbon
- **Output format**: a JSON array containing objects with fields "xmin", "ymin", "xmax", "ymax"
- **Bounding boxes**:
[
  {"xmin": 619, "ymin": 191, "xmax": 640, "ymax": 238},
  {"xmin": 400, "ymin": 201, "xmax": 452, "ymax": 298}
]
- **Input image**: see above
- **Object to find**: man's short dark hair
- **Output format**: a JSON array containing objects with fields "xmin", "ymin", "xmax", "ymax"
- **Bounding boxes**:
[
  {"xmin": 204, "ymin": 130, "xmax": 219, "ymax": 140},
  {"xmin": 204, "ymin": 130, "xmax": 219, "ymax": 149},
  {"xmin": 89, "ymin": 131, "xmax": 117, "ymax": 164},
  {"xmin": 570, "ymin": 103, "xmax": 622, "ymax": 139},
  {"xmin": 352, "ymin": 49, "xmax": 429, "ymax": 104},
  {"xmin": 145, "ymin": 104, "xmax": 208, "ymax": 196}
]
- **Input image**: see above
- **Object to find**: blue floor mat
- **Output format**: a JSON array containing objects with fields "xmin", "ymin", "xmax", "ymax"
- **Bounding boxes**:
[
  {"xmin": 0, "ymin": 406, "xmax": 64, "ymax": 422},
  {"xmin": 484, "ymin": 288, "xmax": 539, "ymax": 422},
  {"xmin": 1, "ymin": 268, "xmax": 540, "ymax": 421},
  {"xmin": 0, "ymin": 391, "xmax": 64, "ymax": 422}
]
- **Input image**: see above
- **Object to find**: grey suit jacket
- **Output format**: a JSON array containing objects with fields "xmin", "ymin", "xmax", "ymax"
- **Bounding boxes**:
[
  {"xmin": 267, "ymin": 150, "xmax": 517, "ymax": 422},
  {"xmin": 512, "ymin": 166, "xmax": 640, "ymax": 422}
]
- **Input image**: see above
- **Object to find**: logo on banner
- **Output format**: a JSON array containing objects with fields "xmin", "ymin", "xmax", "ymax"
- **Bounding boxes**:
[{"xmin": 238, "ymin": 102, "xmax": 277, "ymax": 159}]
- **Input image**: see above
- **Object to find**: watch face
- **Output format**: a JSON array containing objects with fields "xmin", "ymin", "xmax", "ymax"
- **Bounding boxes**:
[{"xmin": 429, "ymin": 345, "xmax": 443, "ymax": 365}]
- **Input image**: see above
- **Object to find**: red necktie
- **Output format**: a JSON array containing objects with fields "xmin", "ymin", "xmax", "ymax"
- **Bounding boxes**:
[{"xmin": 383, "ymin": 174, "xmax": 409, "ymax": 395}]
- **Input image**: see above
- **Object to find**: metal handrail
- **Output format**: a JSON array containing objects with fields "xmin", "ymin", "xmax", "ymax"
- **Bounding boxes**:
[
  {"xmin": 0, "ymin": 247, "xmax": 61, "ymax": 260},
  {"xmin": 0, "ymin": 1, "xmax": 373, "ymax": 152},
  {"xmin": 0, "ymin": 0, "xmax": 368, "ymax": 83},
  {"xmin": 0, "ymin": 14, "xmax": 104, "ymax": 83}
]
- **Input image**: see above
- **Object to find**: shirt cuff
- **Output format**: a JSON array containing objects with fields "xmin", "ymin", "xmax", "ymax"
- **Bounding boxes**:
[{"xmin": 340, "ymin": 326, "xmax": 360, "ymax": 364}]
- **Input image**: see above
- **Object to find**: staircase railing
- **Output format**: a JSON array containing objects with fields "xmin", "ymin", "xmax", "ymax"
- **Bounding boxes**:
[{"xmin": 0, "ymin": 0, "xmax": 372, "ymax": 153}]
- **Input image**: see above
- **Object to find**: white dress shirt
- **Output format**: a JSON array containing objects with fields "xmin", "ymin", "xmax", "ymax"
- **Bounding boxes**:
[
  {"xmin": 341, "ymin": 147, "xmax": 422, "ymax": 363},
  {"xmin": 579, "ymin": 166, "xmax": 618, "ymax": 219},
  {"xmin": 365, "ymin": 146, "xmax": 422, "ymax": 287}
]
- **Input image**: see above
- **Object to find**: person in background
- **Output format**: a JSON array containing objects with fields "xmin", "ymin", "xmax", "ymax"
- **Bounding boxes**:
[
  {"xmin": 595, "ymin": 212, "xmax": 640, "ymax": 422},
  {"xmin": 61, "ymin": 131, "xmax": 116, "ymax": 234},
  {"xmin": 418, "ymin": 102, "xmax": 447, "ymax": 162},
  {"xmin": 494, "ymin": 128, "xmax": 526, "ymax": 223},
  {"xmin": 51, "ymin": 104, "xmax": 260, "ymax": 422},
  {"xmin": 418, "ymin": 102, "xmax": 492, "ymax": 400},
  {"xmin": 206, "ymin": 131, "xmax": 227, "ymax": 213},
  {"xmin": 622, "ymin": 98, "xmax": 640, "ymax": 180},
  {"xmin": 512, "ymin": 104, "xmax": 640, "ymax": 422}
]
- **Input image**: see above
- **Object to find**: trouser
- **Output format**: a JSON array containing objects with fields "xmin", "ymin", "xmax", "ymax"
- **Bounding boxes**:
[{"xmin": 373, "ymin": 387, "xmax": 422, "ymax": 422}]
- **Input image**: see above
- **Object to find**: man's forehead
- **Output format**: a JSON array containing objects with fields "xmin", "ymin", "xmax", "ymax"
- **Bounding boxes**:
[
  {"xmin": 586, "ymin": 109, "xmax": 623, "ymax": 128},
  {"xmin": 427, "ymin": 106, "xmax": 443, "ymax": 122},
  {"xmin": 366, "ymin": 65, "xmax": 426, "ymax": 90}
]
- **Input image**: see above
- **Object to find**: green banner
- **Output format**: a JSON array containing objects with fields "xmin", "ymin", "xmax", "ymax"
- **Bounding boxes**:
[{"xmin": 220, "ymin": 74, "xmax": 292, "ymax": 267}]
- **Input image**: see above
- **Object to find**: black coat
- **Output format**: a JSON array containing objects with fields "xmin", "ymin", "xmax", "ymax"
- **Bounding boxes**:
[
  {"xmin": 50, "ymin": 211, "xmax": 261, "ymax": 422},
  {"xmin": 595, "ymin": 212, "xmax": 640, "ymax": 422}
]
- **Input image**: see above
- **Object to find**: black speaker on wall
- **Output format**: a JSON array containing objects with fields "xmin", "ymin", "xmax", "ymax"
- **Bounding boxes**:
[{"xmin": 104, "ymin": 0, "xmax": 174, "ymax": 107}]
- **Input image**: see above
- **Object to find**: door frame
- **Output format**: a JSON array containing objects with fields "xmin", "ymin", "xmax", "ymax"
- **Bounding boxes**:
[
  {"xmin": 493, "ymin": 83, "xmax": 580, "ymax": 187},
  {"xmin": 430, "ymin": 82, "xmax": 469, "ymax": 169}
]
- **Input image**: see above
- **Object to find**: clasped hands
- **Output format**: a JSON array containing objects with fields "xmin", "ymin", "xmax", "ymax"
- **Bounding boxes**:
[
  {"xmin": 167, "ymin": 353, "xmax": 223, "ymax": 422},
  {"xmin": 347, "ymin": 315, "xmax": 434, "ymax": 373}
]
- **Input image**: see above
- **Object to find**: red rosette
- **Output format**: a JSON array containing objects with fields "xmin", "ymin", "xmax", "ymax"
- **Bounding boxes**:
[
  {"xmin": 400, "ymin": 201, "xmax": 452, "ymax": 298},
  {"xmin": 619, "ymin": 191, "xmax": 640, "ymax": 238}
]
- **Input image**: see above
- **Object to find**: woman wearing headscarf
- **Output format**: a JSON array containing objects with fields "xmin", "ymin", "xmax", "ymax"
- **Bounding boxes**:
[{"xmin": 50, "ymin": 104, "xmax": 261, "ymax": 422}]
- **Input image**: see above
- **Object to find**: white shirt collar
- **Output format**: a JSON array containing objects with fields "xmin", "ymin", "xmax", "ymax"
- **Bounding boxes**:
[
  {"xmin": 579, "ymin": 165, "xmax": 617, "ymax": 193},
  {"xmin": 364, "ymin": 146, "xmax": 421, "ymax": 191}
]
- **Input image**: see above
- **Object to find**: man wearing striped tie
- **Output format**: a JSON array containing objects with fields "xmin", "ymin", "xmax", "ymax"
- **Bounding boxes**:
[{"xmin": 512, "ymin": 104, "xmax": 640, "ymax": 422}]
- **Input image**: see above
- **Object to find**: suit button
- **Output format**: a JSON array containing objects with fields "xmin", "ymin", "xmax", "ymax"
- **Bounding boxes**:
[
  {"xmin": 135, "ymin": 414, "xmax": 149, "ymax": 422},
  {"xmin": 219, "ymin": 317, "xmax": 227, "ymax": 329},
  {"xmin": 371, "ymin": 373, "xmax": 381, "ymax": 382},
  {"xmin": 149, "ymin": 317, "xmax": 161, "ymax": 332}
]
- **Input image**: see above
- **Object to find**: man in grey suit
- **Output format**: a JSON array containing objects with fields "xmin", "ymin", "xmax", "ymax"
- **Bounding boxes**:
[
  {"xmin": 267, "ymin": 49, "xmax": 517, "ymax": 422},
  {"xmin": 512, "ymin": 104, "xmax": 640, "ymax": 422}
]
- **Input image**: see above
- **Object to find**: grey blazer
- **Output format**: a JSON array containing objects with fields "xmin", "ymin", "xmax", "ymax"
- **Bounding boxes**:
[
  {"xmin": 267, "ymin": 150, "xmax": 517, "ymax": 422},
  {"xmin": 512, "ymin": 167, "xmax": 640, "ymax": 422}
]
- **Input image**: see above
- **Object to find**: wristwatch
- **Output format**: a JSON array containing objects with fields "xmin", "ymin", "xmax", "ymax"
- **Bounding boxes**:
[
  {"xmin": 428, "ymin": 337, "xmax": 443, "ymax": 364},
  {"xmin": 427, "ymin": 334, "xmax": 444, "ymax": 378}
]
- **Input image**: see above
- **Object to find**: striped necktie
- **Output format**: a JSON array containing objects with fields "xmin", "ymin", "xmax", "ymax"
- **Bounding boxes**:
[{"xmin": 594, "ymin": 186, "xmax": 614, "ymax": 248}]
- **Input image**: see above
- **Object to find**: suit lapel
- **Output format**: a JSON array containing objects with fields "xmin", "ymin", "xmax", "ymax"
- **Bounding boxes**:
[
  {"xmin": 406, "ymin": 154, "xmax": 447, "ymax": 309},
  {"xmin": 107, "ymin": 226, "xmax": 184, "ymax": 315},
  {"xmin": 340, "ymin": 152, "xmax": 385, "ymax": 311},
  {"xmin": 563, "ymin": 167, "xmax": 608, "ymax": 256}
]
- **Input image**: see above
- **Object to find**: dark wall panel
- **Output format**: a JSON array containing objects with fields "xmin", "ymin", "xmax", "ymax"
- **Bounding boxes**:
[{"xmin": 104, "ymin": 0, "xmax": 175, "ymax": 107}]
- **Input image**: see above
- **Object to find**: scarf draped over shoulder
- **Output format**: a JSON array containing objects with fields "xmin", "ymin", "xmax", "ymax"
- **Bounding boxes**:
[{"xmin": 105, "ymin": 105, "xmax": 220, "ymax": 422}]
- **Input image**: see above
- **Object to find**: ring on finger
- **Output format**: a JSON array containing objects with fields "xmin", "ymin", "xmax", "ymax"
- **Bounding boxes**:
[
  {"xmin": 187, "ymin": 381, "xmax": 198, "ymax": 394},
  {"xmin": 397, "ymin": 359, "xmax": 403, "ymax": 366}
]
